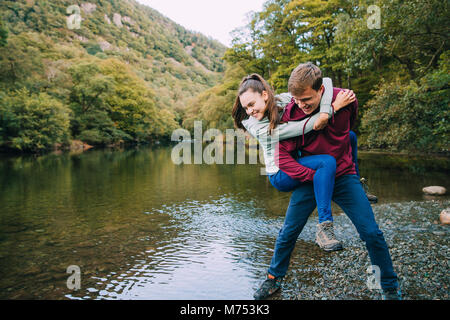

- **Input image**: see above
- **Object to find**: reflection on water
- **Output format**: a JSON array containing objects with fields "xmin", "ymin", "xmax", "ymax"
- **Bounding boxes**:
[
  {"xmin": 0, "ymin": 147, "xmax": 448, "ymax": 299},
  {"xmin": 66, "ymin": 198, "xmax": 281, "ymax": 300}
]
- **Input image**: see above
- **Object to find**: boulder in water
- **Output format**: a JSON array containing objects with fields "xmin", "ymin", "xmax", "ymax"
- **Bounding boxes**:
[{"xmin": 422, "ymin": 186, "xmax": 447, "ymax": 195}]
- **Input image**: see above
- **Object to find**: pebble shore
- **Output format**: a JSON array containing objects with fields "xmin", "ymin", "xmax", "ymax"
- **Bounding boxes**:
[{"xmin": 270, "ymin": 199, "xmax": 450, "ymax": 300}]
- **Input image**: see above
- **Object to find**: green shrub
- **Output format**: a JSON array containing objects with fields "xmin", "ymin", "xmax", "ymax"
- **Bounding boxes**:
[
  {"xmin": 0, "ymin": 88, "xmax": 71, "ymax": 152},
  {"xmin": 360, "ymin": 54, "xmax": 450, "ymax": 153}
]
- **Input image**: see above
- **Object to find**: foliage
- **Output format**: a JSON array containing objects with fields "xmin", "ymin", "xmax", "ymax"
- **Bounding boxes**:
[
  {"xmin": 0, "ymin": 88, "xmax": 71, "ymax": 152},
  {"xmin": 0, "ymin": 20, "xmax": 8, "ymax": 47},
  {"xmin": 182, "ymin": 63, "xmax": 247, "ymax": 132},
  {"xmin": 191, "ymin": 0, "xmax": 450, "ymax": 153},
  {"xmin": 0, "ymin": 0, "xmax": 226, "ymax": 152},
  {"xmin": 360, "ymin": 53, "xmax": 450, "ymax": 153}
]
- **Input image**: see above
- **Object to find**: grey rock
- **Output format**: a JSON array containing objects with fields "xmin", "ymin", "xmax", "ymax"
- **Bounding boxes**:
[{"xmin": 422, "ymin": 186, "xmax": 446, "ymax": 195}]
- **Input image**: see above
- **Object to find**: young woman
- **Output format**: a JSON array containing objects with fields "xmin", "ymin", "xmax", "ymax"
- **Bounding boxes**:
[{"xmin": 231, "ymin": 74, "xmax": 356, "ymax": 252}]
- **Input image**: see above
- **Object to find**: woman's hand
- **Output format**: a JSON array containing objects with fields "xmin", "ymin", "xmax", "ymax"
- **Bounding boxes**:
[
  {"xmin": 333, "ymin": 89, "xmax": 356, "ymax": 111},
  {"xmin": 313, "ymin": 112, "xmax": 329, "ymax": 130}
]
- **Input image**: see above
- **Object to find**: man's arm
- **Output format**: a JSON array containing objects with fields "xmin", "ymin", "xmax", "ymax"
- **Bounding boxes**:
[
  {"xmin": 328, "ymin": 89, "xmax": 358, "ymax": 136},
  {"xmin": 271, "ymin": 111, "xmax": 331, "ymax": 140},
  {"xmin": 276, "ymin": 140, "xmax": 316, "ymax": 182}
]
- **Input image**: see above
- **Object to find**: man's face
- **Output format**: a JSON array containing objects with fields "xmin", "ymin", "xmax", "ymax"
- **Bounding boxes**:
[
  {"xmin": 239, "ymin": 89, "xmax": 268, "ymax": 121},
  {"xmin": 292, "ymin": 85, "xmax": 324, "ymax": 115}
]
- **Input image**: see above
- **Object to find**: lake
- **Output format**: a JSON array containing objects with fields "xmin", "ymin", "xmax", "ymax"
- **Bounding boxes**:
[{"xmin": 0, "ymin": 146, "xmax": 449, "ymax": 299}]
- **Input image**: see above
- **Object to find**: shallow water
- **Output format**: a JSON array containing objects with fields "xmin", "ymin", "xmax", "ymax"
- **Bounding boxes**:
[{"xmin": 0, "ymin": 146, "xmax": 448, "ymax": 299}]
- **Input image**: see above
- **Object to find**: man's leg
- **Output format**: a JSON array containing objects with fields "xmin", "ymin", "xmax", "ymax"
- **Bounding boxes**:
[
  {"xmin": 349, "ymin": 131, "xmax": 378, "ymax": 203},
  {"xmin": 254, "ymin": 183, "xmax": 316, "ymax": 299},
  {"xmin": 267, "ymin": 183, "xmax": 317, "ymax": 277},
  {"xmin": 332, "ymin": 174, "xmax": 398, "ymax": 291},
  {"xmin": 349, "ymin": 131, "xmax": 360, "ymax": 177}
]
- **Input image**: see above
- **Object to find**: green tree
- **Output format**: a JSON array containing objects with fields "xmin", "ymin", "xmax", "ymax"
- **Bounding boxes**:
[
  {"xmin": 199, "ymin": 0, "xmax": 450, "ymax": 154},
  {"xmin": 0, "ymin": 20, "xmax": 8, "ymax": 47},
  {"xmin": 69, "ymin": 60, "xmax": 114, "ymax": 114},
  {"xmin": 100, "ymin": 58, "xmax": 179, "ymax": 141},
  {"xmin": 360, "ymin": 53, "xmax": 450, "ymax": 153},
  {"xmin": 0, "ymin": 33, "xmax": 44, "ymax": 88},
  {"xmin": 0, "ymin": 88, "xmax": 71, "ymax": 152},
  {"xmin": 183, "ymin": 63, "xmax": 246, "ymax": 132},
  {"xmin": 335, "ymin": 0, "xmax": 449, "ymax": 80}
]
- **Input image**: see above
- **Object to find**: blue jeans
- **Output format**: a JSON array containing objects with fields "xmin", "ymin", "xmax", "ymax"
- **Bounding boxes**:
[
  {"xmin": 269, "ymin": 155, "xmax": 336, "ymax": 223},
  {"xmin": 267, "ymin": 174, "xmax": 398, "ymax": 290}
]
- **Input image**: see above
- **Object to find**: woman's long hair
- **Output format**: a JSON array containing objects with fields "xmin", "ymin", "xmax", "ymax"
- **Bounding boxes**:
[{"xmin": 231, "ymin": 73, "xmax": 281, "ymax": 135}]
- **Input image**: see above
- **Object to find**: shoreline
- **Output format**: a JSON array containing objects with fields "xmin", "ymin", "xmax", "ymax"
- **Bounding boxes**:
[{"xmin": 0, "ymin": 139, "xmax": 449, "ymax": 161}]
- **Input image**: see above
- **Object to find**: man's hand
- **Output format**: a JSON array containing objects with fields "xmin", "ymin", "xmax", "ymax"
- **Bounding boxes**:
[
  {"xmin": 313, "ymin": 112, "xmax": 329, "ymax": 130},
  {"xmin": 333, "ymin": 89, "xmax": 356, "ymax": 111}
]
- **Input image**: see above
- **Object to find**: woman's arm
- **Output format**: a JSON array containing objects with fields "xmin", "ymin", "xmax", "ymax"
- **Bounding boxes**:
[
  {"xmin": 242, "ymin": 78, "xmax": 353, "ymax": 142},
  {"xmin": 243, "ymin": 111, "xmax": 328, "ymax": 143},
  {"xmin": 314, "ymin": 77, "xmax": 335, "ymax": 130},
  {"xmin": 320, "ymin": 77, "xmax": 333, "ymax": 113},
  {"xmin": 271, "ymin": 77, "xmax": 335, "ymax": 140}
]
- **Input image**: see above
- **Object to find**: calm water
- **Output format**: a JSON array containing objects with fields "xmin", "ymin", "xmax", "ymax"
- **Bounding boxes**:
[{"xmin": 0, "ymin": 146, "xmax": 449, "ymax": 299}]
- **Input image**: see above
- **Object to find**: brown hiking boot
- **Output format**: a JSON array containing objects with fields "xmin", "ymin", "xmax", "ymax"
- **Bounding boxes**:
[
  {"xmin": 360, "ymin": 177, "xmax": 378, "ymax": 204},
  {"xmin": 315, "ymin": 221, "xmax": 343, "ymax": 252}
]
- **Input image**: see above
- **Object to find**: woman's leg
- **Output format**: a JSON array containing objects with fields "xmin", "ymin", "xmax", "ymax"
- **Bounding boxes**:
[
  {"xmin": 297, "ymin": 155, "xmax": 336, "ymax": 223},
  {"xmin": 269, "ymin": 154, "xmax": 336, "ymax": 223},
  {"xmin": 268, "ymin": 170, "xmax": 301, "ymax": 192},
  {"xmin": 269, "ymin": 154, "xmax": 341, "ymax": 252}
]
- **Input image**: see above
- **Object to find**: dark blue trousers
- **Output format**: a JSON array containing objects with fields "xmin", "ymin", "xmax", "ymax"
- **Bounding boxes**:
[
  {"xmin": 349, "ymin": 131, "xmax": 360, "ymax": 177},
  {"xmin": 267, "ymin": 174, "xmax": 398, "ymax": 290},
  {"xmin": 269, "ymin": 154, "xmax": 336, "ymax": 223}
]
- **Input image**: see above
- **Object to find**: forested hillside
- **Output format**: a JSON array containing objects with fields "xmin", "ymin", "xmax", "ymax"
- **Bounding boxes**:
[
  {"xmin": 184, "ymin": 0, "xmax": 449, "ymax": 153},
  {"xmin": 0, "ymin": 0, "xmax": 226, "ymax": 152},
  {"xmin": 1, "ymin": 0, "xmax": 448, "ymax": 154}
]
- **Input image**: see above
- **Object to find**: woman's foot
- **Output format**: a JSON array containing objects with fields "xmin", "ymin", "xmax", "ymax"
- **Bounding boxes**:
[{"xmin": 315, "ymin": 221, "xmax": 343, "ymax": 252}]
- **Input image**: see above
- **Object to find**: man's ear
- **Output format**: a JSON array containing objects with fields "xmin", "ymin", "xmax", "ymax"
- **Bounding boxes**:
[{"xmin": 319, "ymin": 84, "xmax": 325, "ymax": 93}]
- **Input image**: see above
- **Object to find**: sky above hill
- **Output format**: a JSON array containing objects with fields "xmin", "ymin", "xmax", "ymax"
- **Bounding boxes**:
[{"xmin": 136, "ymin": 0, "xmax": 266, "ymax": 47}]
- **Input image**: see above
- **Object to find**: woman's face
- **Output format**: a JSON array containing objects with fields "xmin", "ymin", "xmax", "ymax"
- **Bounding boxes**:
[{"xmin": 239, "ymin": 89, "xmax": 268, "ymax": 121}]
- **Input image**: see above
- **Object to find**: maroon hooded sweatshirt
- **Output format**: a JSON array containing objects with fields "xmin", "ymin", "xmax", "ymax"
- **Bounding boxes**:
[{"xmin": 276, "ymin": 87, "xmax": 358, "ymax": 182}]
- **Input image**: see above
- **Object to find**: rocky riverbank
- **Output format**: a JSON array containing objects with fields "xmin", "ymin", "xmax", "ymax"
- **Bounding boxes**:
[{"xmin": 270, "ymin": 198, "xmax": 449, "ymax": 300}]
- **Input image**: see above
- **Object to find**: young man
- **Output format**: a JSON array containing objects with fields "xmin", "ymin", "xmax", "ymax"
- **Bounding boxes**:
[{"xmin": 254, "ymin": 62, "xmax": 401, "ymax": 300}]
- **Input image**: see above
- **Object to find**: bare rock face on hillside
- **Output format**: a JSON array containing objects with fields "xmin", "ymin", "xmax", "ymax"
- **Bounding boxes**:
[
  {"xmin": 104, "ymin": 14, "xmax": 111, "ymax": 24},
  {"xmin": 73, "ymin": 34, "xmax": 88, "ymax": 43},
  {"xmin": 122, "ymin": 16, "xmax": 136, "ymax": 26},
  {"xmin": 185, "ymin": 45, "xmax": 194, "ymax": 55},
  {"xmin": 113, "ymin": 13, "xmax": 123, "ymax": 27},
  {"xmin": 98, "ymin": 40, "xmax": 113, "ymax": 51},
  {"xmin": 81, "ymin": 3, "xmax": 97, "ymax": 14}
]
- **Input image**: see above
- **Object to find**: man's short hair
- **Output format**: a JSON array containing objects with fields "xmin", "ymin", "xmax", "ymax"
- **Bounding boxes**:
[{"xmin": 288, "ymin": 62, "xmax": 323, "ymax": 96}]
